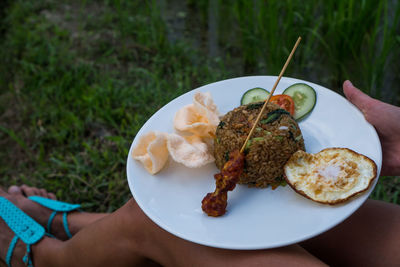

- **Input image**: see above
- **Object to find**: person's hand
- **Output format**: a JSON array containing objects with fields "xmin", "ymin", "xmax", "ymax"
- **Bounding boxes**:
[{"xmin": 343, "ymin": 80, "xmax": 400, "ymax": 176}]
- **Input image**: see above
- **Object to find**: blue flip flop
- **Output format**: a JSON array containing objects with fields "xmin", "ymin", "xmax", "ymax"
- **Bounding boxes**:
[
  {"xmin": 28, "ymin": 196, "xmax": 81, "ymax": 239},
  {"xmin": 0, "ymin": 196, "xmax": 45, "ymax": 267}
]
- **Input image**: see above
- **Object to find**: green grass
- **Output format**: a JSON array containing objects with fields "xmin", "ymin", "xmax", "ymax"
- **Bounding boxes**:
[{"xmin": 0, "ymin": 0, "xmax": 399, "ymax": 211}]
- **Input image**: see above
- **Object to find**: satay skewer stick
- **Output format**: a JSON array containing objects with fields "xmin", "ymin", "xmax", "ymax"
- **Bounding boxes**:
[{"xmin": 240, "ymin": 36, "xmax": 302, "ymax": 154}]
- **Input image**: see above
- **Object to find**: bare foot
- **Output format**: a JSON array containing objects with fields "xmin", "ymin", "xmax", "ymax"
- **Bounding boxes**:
[
  {"xmin": 0, "ymin": 190, "xmax": 35, "ymax": 267},
  {"xmin": 6, "ymin": 185, "xmax": 75, "ymax": 241}
]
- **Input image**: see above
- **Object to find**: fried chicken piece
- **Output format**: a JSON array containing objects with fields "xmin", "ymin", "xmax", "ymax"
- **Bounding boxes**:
[{"xmin": 201, "ymin": 150, "xmax": 245, "ymax": 216}]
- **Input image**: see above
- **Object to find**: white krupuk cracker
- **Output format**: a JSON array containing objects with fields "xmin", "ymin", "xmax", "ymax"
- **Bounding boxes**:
[
  {"xmin": 167, "ymin": 133, "xmax": 214, "ymax": 168},
  {"xmin": 132, "ymin": 92, "xmax": 218, "ymax": 174},
  {"xmin": 193, "ymin": 91, "xmax": 219, "ymax": 126},
  {"xmin": 131, "ymin": 131, "xmax": 169, "ymax": 175},
  {"xmin": 174, "ymin": 92, "xmax": 219, "ymax": 138}
]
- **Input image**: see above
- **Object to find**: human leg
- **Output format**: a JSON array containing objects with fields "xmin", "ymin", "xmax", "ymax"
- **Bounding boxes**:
[
  {"xmin": 1, "ymin": 189, "xmax": 327, "ymax": 267},
  {"xmin": 38, "ymin": 198, "xmax": 327, "ymax": 267},
  {"xmin": 301, "ymin": 199, "xmax": 400, "ymax": 266}
]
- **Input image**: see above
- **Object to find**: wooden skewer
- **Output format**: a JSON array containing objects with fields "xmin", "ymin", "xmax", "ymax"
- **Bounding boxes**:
[{"xmin": 240, "ymin": 36, "xmax": 302, "ymax": 153}]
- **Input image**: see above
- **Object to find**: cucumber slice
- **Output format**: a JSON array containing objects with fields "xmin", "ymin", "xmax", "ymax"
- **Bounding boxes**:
[
  {"xmin": 241, "ymin": 87, "xmax": 270, "ymax": 105},
  {"xmin": 283, "ymin": 83, "xmax": 316, "ymax": 120}
]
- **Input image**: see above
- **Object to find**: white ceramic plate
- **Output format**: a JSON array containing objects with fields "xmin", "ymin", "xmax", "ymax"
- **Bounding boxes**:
[{"xmin": 127, "ymin": 76, "xmax": 382, "ymax": 250}]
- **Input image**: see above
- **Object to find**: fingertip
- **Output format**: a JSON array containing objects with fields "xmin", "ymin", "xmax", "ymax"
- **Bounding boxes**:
[
  {"xmin": 343, "ymin": 80, "xmax": 356, "ymax": 97},
  {"xmin": 342, "ymin": 80, "xmax": 368, "ymax": 104},
  {"xmin": 343, "ymin": 80, "xmax": 352, "ymax": 88}
]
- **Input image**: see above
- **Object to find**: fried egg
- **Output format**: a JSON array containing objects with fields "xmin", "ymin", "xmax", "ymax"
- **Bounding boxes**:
[{"xmin": 284, "ymin": 148, "xmax": 377, "ymax": 205}]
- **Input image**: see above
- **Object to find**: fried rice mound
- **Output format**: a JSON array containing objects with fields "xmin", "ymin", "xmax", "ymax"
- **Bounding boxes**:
[{"xmin": 214, "ymin": 102, "xmax": 305, "ymax": 188}]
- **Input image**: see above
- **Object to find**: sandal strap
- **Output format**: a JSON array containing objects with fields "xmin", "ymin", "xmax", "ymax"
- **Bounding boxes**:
[
  {"xmin": 28, "ymin": 196, "xmax": 80, "ymax": 239},
  {"xmin": 22, "ymin": 244, "xmax": 34, "ymax": 267},
  {"xmin": 47, "ymin": 211, "xmax": 58, "ymax": 234},
  {"xmin": 63, "ymin": 212, "xmax": 73, "ymax": 238},
  {"xmin": 0, "ymin": 197, "xmax": 44, "ymax": 267},
  {"xmin": 0, "ymin": 197, "xmax": 44, "ymax": 244},
  {"xmin": 28, "ymin": 196, "xmax": 80, "ymax": 212},
  {"xmin": 6, "ymin": 236, "xmax": 18, "ymax": 267},
  {"xmin": 46, "ymin": 211, "xmax": 73, "ymax": 239}
]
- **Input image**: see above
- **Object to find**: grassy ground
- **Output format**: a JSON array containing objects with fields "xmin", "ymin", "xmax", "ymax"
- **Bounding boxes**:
[{"xmin": 0, "ymin": 0, "xmax": 399, "ymax": 212}]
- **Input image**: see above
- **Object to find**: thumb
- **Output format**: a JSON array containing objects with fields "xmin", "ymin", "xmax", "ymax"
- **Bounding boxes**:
[{"xmin": 342, "ymin": 80, "xmax": 374, "ymax": 118}]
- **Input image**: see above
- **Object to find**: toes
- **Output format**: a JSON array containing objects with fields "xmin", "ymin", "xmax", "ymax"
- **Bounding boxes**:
[
  {"xmin": 19, "ymin": 184, "xmax": 57, "ymax": 200},
  {"xmin": 20, "ymin": 184, "xmax": 39, "ymax": 197},
  {"xmin": 39, "ymin": 189, "xmax": 48, "ymax": 197},
  {"xmin": 48, "ymin": 192, "xmax": 57, "ymax": 200},
  {"xmin": 8, "ymin": 185, "xmax": 22, "ymax": 195}
]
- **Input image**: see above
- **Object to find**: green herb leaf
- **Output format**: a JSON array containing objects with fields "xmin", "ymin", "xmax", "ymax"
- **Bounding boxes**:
[
  {"xmin": 217, "ymin": 121, "xmax": 226, "ymax": 129},
  {"xmin": 252, "ymin": 137, "xmax": 264, "ymax": 142},
  {"xmin": 260, "ymin": 109, "xmax": 290, "ymax": 124},
  {"xmin": 224, "ymin": 151, "xmax": 230, "ymax": 162},
  {"xmin": 246, "ymin": 102, "xmax": 264, "ymax": 110},
  {"xmin": 244, "ymin": 139, "xmax": 252, "ymax": 151}
]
